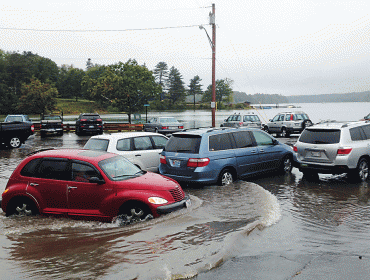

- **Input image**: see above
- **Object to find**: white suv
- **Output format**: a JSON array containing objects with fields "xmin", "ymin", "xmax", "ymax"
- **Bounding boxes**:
[
  {"xmin": 293, "ymin": 121, "xmax": 370, "ymax": 181},
  {"xmin": 83, "ymin": 132, "xmax": 168, "ymax": 172}
]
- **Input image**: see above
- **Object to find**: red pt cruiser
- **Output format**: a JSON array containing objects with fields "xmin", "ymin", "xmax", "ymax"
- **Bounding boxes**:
[{"xmin": 1, "ymin": 149, "xmax": 190, "ymax": 223}]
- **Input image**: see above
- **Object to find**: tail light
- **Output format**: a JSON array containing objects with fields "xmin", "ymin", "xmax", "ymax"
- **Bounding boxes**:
[
  {"xmin": 187, "ymin": 158, "xmax": 210, "ymax": 168},
  {"xmin": 80, "ymin": 119, "xmax": 87, "ymax": 122},
  {"xmin": 293, "ymin": 145, "xmax": 297, "ymax": 152},
  {"xmin": 179, "ymin": 126, "xmax": 184, "ymax": 129},
  {"xmin": 31, "ymin": 124, "xmax": 34, "ymax": 132},
  {"xmin": 160, "ymin": 155, "xmax": 167, "ymax": 164},
  {"xmin": 96, "ymin": 119, "xmax": 102, "ymax": 122},
  {"xmin": 337, "ymin": 148, "xmax": 352, "ymax": 155},
  {"xmin": 162, "ymin": 126, "xmax": 168, "ymax": 129},
  {"xmin": 239, "ymin": 122, "xmax": 243, "ymax": 126},
  {"xmin": 290, "ymin": 114, "xmax": 294, "ymax": 121}
]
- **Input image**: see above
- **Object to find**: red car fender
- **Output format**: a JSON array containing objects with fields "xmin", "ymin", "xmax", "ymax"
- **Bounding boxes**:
[{"xmin": 2, "ymin": 183, "xmax": 40, "ymax": 213}]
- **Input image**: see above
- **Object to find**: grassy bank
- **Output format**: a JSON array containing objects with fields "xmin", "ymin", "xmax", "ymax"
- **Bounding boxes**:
[{"xmin": 56, "ymin": 98, "xmax": 108, "ymax": 115}]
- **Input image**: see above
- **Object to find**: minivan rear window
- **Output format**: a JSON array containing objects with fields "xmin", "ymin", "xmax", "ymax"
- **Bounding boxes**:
[
  {"xmin": 164, "ymin": 135, "xmax": 201, "ymax": 154},
  {"xmin": 299, "ymin": 129, "xmax": 340, "ymax": 144}
]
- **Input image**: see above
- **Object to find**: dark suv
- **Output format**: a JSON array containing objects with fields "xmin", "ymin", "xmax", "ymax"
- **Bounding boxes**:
[
  {"xmin": 75, "ymin": 113, "xmax": 103, "ymax": 136},
  {"xmin": 159, "ymin": 127, "xmax": 295, "ymax": 186}
]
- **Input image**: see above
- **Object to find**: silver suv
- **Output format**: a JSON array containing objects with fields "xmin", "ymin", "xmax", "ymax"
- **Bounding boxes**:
[
  {"xmin": 293, "ymin": 121, "xmax": 370, "ymax": 181},
  {"xmin": 264, "ymin": 111, "xmax": 312, "ymax": 137},
  {"xmin": 221, "ymin": 113, "xmax": 262, "ymax": 129}
]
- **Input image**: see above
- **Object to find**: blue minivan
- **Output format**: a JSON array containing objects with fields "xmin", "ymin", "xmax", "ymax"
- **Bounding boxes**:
[{"xmin": 159, "ymin": 127, "xmax": 296, "ymax": 185}]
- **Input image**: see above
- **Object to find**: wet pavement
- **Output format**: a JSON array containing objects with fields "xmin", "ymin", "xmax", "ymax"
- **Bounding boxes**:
[{"xmin": 1, "ymin": 132, "xmax": 370, "ymax": 279}]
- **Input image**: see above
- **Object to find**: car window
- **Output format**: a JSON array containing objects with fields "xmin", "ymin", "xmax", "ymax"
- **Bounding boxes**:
[
  {"xmin": 360, "ymin": 124, "xmax": 370, "ymax": 139},
  {"xmin": 209, "ymin": 133, "xmax": 233, "ymax": 151},
  {"xmin": 244, "ymin": 115, "xmax": 259, "ymax": 122},
  {"xmin": 99, "ymin": 156, "xmax": 142, "ymax": 181},
  {"xmin": 252, "ymin": 131, "xmax": 274, "ymax": 146},
  {"xmin": 160, "ymin": 117, "xmax": 178, "ymax": 123},
  {"xmin": 350, "ymin": 127, "xmax": 366, "ymax": 141},
  {"xmin": 164, "ymin": 135, "xmax": 201, "ymax": 154},
  {"xmin": 72, "ymin": 162, "xmax": 100, "ymax": 182},
  {"xmin": 151, "ymin": 135, "xmax": 168, "ymax": 149},
  {"xmin": 20, "ymin": 158, "xmax": 42, "ymax": 177},
  {"xmin": 232, "ymin": 131, "xmax": 255, "ymax": 148},
  {"xmin": 116, "ymin": 138, "xmax": 131, "ymax": 151},
  {"xmin": 6, "ymin": 116, "xmax": 23, "ymax": 122},
  {"xmin": 84, "ymin": 138, "xmax": 109, "ymax": 151},
  {"xmin": 36, "ymin": 159, "xmax": 69, "ymax": 180},
  {"xmin": 272, "ymin": 115, "xmax": 280, "ymax": 122},
  {"xmin": 134, "ymin": 137, "xmax": 153, "ymax": 150},
  {"xmin": 299, "ymin": 129, "xmax": 340, "ymax": 144}
]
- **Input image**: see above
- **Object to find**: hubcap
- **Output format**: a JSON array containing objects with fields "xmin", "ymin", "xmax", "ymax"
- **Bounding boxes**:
[
  {"xmin": 222, "ymin": 172, "xmax": 233, "ymax": 185},
  {"xmin": 359, "ymin": 161, "xmax": 369, "ymax": 181},
  {"xmin": 10, "ymin": 138, "xmax": 20, "ymax": 147},
  {"xmin": 15, "ymin": 204, "xmax": 32, "ymax": 215},
  {"xmin": 284, "ymin": 158, "xmax": 292, "ymax": 172}
]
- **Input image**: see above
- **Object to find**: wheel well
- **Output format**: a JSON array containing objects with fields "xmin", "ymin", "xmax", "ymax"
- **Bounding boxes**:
[
  {"xmin": 219, "ymin": 167, "xmax": 237, "ymax": 180},
  {"xmin": 358, "ymin": 155, "xmax": 370, "ymax": 166},
  {"xmin": 118, "ymin": 200, "xmax": 152, "ymax": 216},
  {"xmin": 6, "ymin": 196, "xmax": 39, "ymax": 216}
]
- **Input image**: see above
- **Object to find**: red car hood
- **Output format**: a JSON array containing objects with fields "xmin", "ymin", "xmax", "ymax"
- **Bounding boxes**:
[{"xmin": 114, "ymin": 172, "xmax": 180, "ymax": 191}]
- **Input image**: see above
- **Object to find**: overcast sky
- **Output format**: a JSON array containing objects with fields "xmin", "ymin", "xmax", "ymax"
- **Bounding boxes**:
[{"xmin": 1, "ymin": 0, "xmax": 370, "ymax": 96}]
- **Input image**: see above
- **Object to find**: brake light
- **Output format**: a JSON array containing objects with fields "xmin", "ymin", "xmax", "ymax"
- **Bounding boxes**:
[
  {"xmin": 239, "ymin": 122, "xmax": 243, "ymax": 126},
  {"xmin": 187, "ymin": 158, "xmax": 210, "ymax": 167},
  {"xmin": 162, "ymin": 126, "xmax": 168, "ymax": 129},
  {"xmin": 96, "ymin": 119, "xmax": 102, "ymax": 122},
  {"xmin": 80, "ymin": 119, "xmax": 87, "ymax": 122},
  {"xmin": 293, "ymin": 145, "xmax": 297, "ymax": 152},
  {"xmin": 179, "ymin": 126, "xmax": 184, "ymax": 129},
  {"xmin": 31, "ymin": 124, "xmax": 34, "ymax": 132},
  {"xmin": 337, "ymin": 148, "xmax": 352, "ymax": 155},
  {"xmin": 290, "ymin": 114, "xmax": 293, "ymax": 121},
  {"xmin": 160, "ymin": 155, "xmax": 167, "ymax": 164}
]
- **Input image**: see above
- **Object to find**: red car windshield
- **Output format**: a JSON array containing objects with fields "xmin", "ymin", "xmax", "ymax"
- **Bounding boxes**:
[{"xmin": 99, "ymin": 156, "xmax": 144, "ymax": 181}]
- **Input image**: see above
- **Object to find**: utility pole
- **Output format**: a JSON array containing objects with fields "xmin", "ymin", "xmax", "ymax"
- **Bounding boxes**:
[{"xmin": 211, "ymin": 4, "xmax": 216, "ymax": 127}]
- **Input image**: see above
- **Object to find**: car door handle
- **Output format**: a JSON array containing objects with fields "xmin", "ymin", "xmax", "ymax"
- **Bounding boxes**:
[
  {"xmin": 68, "ymin": 186, "xmax": 77, "ymax": 190},
  {"xmin": 251, "ymin": 150, "xmax": 258, "ymax": 154},
  {"xmin": 135, "ymin": 154, "xmax": 141, "ymax": 157},
  {"xmin": 260, "ymin": 149, "xmax": 265, "ymax": 153},
  {"xmin": 29, "ymin": 183, "xmax": 39, "ymax": 186}
]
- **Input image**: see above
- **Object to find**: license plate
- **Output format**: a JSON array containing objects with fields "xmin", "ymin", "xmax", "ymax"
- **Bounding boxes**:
[
  {"xmin": 311, "ymin": 151, "xmax": 320, "ymax": 157},
  {"xmin": 172, "ymin": 160, "xmax": 181, "ymax": 167},
  {"xmin": 300, "ymin": 163, "xmax": 308, "ymax": 167},
  {"xmin": 185, "ymin": 199, "xmax": 191, "ymax": 208},
  {"xmin": 89, "ymin": 125, "xmax": 94, "ymax": 128}
]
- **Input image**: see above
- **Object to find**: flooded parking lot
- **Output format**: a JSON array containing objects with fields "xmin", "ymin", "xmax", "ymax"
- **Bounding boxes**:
[{"xmin": 1, "ymin": 132, "xmax": 370, "ymax": 279}]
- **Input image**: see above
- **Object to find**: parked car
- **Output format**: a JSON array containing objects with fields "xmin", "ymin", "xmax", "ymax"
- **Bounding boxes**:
[
  {"xmin": 294, "ymin": 121, "xmax": 370, "ymax": 182},
  {"xmin": 1, "ymin": 114, "xmax": 34, "ymax": 148},
  {"xmin": 263, "ymin": 111, "xmax": 312, "ymax": 137},
  {"xmin": 75, "ymin": 113, "xmax": 103, "ymax": 136},
  {"xmin": 159, "ymin": 127, "xmax": 295, "ymax": 186},
  {"xmin": 40, "ymin": 115, "xmax": 63, "ymax": 137},
  {"xmin": 1, "ymin": 149, "xmax": 190, "ymax": 223},
  {"xmin": 83, "ymin": 132, "xmax": 169, "ymax": 172},
  {"xmin": 143, "ymin": 117, "xmax": 184, "ymax": 135},
  {"xmin": 221, "ymin": 113, "xmax": 262, "ymax": 129}
]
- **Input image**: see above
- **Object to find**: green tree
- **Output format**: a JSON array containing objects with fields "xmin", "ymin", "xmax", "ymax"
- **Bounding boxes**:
[
  {"xmin": 188, "ymin": 75, "xmax": 203, "ymax": 109},
  {"xmin": 0, "ymin": 50, "xmax": 17, "ymax": 114},
  {"xmin": 84, "ymin": 59, "xmax": 161, "ymax": 123},
  {"xmin": 202, "ymin": 78, "xmax": 233, "ymax": 107},
  {"xmin": 153, "ymin": 62, "xmax": 169, "ymax": 101},
  {"xmin": 17, "ymin": 78, "xmax": 58, "ymax": 115},
  {"xmin": 57, "ymin": 65, "xmax": 85, "ymax": 101},
  {"xmin": 5, "ymin": 52, "xmax": 32, "ymax": 97},
  {"xmin": 167, "ymin": 66, "xmax": 185, "ymax": 106},
  {"xmin": 25, "ymin": 52, "xmax": 59, "ymax": 84}
]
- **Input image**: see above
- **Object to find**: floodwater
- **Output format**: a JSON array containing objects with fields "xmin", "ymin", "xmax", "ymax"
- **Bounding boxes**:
[{"xmin": 1, "ymin": 103, "xmax": 370, "ymax": 279}]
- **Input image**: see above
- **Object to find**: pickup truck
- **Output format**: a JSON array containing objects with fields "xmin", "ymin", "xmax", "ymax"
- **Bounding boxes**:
[
  {"xmin": 0, "ymin": 115, "xmax": 34, "ymax": 148},
  {"xmin": 40, "ymin": 115, "xmax": 63, "ymax": 137}
]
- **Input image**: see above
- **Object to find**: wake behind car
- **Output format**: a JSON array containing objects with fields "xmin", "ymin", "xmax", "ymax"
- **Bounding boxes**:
[
  {"xmin": 294, "ymin": 121, "xmax": 370, "ymax": 181},
  {"xmin": 83, "ymin": 132, "xmax": 169, "ymax": 172},
  {"xmin": 263, "ymin": 111, "xmax": 312, "ymax": 137},
  {"xmin": 75, "ymin": 113, "xmax": 103, "ymax": 136},
  {"xmin": 1, "ymin": 149, "xmax": 190, "ymax": 223},
  {"xmin": 143, "ymin": 117, "xmax": 184, "ymax": 135},
  {"xmin": 159, "ymin": 127, "xmax": 295, "ymax": 186}
]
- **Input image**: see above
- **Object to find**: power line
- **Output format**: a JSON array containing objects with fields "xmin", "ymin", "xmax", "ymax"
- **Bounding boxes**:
[{"xmin": 0, "ymin": 24, "xmax": 209, "ymax": 32}]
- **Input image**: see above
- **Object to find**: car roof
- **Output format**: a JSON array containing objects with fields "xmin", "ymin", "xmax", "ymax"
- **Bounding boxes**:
[
  {"xmin": 89, "ymin": 131, "xmax": 168, "ymax": 140},
  {"xmin": 28, "ymin": 149, "xmax": 116, "ymax": 163},
  {"xmin": 307, "ymin": 121, "xmax": 367, "ymax": 130},
  {"xmin": 172, "ymin": 126, "xmax": 255, "ymax": 136}
]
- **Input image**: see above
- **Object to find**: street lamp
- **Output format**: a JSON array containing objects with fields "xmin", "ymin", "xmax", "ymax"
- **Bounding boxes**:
[{"xmin": 200, "ymin": 4, "xmax": 216, "ymax": 127}]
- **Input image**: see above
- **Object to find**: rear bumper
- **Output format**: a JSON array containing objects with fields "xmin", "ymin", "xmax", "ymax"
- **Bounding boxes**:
[
  {"xmin": 298, "ymin": 162, "xmax": 350, "ymax": 174},
  {"xmin": 156, "ymin": 195, "xmax": 191, "ymax": 214}
]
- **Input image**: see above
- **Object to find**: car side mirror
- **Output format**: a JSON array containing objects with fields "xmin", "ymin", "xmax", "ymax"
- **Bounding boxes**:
[
  {"xmin": 89, "ymin": 177, "xmax": 105, "ymax": 184},
  {"xmin": 272, "ymin": 139, "xmax": 279, "ymax": 145}
]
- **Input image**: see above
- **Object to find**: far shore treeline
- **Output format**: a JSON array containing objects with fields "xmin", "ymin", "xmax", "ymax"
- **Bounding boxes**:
[{"xmin": 1, "ymin": 50, "xmax": 368, "ymax": 119}]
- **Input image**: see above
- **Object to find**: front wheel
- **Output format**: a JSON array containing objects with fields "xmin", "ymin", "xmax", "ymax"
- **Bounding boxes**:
[
  {"xmin": 279, "ymin": 156, "xmax": 293, "ymax": 174},
  {"xmin": 9, "ymin": 137, "xmax": 22, "ymax": 148},
  {"xmin": 218, "ymin": 169, "xmax": 234, "ymax": 186},
  {"xmin": 302, "ymin": 120, "xmax": 313, "ymax": 129},
  {"xmin": 115, "ymin": 202, "xmax": 153, "ymax": 226},
  {"xmin": 349, "ymin": 158, "xmax": 369, "ymax": 182}
]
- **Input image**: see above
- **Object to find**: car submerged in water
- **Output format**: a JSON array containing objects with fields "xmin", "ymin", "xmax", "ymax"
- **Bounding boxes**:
[{"xmin": 1, "ymin": 149, "xmax": 190, "ymax": 224}]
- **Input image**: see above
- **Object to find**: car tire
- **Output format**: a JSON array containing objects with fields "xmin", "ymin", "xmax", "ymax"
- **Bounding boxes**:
[
  {"xmin": 116, "ymin": 202, "xmax": 153, "ymax": 225},
  {"xmin": 279, "ymin": 155, "xmax": 293, "ymax": 174},
  {"xmin": 9, "ymin": 136, "xmax": 22, "ymax": 148},
  {"xmin": 263, "ymin": 125, "xmax": 269, "ymax": 133},
  {"xmin": 6, "ymin": 197, "xmax": 38, "ymax": 216},
  {"xmin": 40, "ymin": 131, "xmax": 46, "ymax": 138},
  {"xmin": 154, "ymin": 128, "xmax": 159, "ymax": 133},
  {"xmin": 218, "ymin": 169, "xmax": 234, "ymax": 186},
  {"xmin": 75, "ymin": 127, "xmax": 81, "ymax": 136},
  {"xmin": 349, "ymin": 158, "xmax": 369, "ymax": 182},
  {"xmin": 302, "ymin": 120, "xmax": 313, "ymax": 129},
  {"xmin": 59, "ymin": 130, "xmax": 64, "ymax": 136},
  {"xmin": 281, "ymin": 128, "xmax": 290, "ymax": 138}
]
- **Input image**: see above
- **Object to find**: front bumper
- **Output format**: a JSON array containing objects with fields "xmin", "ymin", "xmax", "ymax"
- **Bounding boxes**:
[{"xmin": 156, "ymin": 195, "xmax": 191, "ymax": 214}]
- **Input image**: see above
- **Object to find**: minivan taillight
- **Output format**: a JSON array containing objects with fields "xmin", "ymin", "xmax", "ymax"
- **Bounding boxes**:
[
  {"xmin": 160, "ymin": 155, "xmax": 167, "ymax": 164},
  {"xmin": 187, "ymin": 158, "xmax": 210, "ymax": 168},
  {"xmin": 239, "ymin": 122, "xmax": 243, "ymax": 126},
  {"xmin": 337, "ymin": 148, "xmax": 352, "ymax": 155},
  {"xmin": 293, "ymin": 145, "xmax": 297, "ymax": 152}
]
